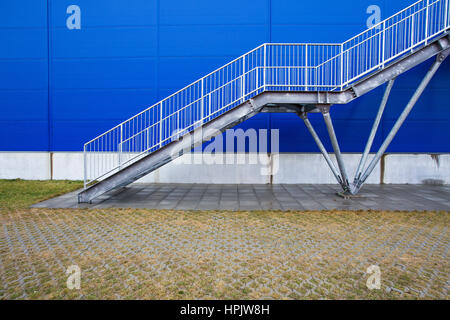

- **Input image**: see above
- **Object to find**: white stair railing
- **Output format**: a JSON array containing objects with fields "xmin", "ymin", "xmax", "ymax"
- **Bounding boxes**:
[{"xmin": 83, "ymin": 0, "xmax": 449, "ymax": 189}]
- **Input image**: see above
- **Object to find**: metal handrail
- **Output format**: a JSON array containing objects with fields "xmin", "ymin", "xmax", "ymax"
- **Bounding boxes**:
[
  {"xmin": 83, "ymin": 0, "xmax": 449, "ymax": 188},
  {"xmin": 119, "ymin": 66, "xmax": 264, "ymax": 146}
]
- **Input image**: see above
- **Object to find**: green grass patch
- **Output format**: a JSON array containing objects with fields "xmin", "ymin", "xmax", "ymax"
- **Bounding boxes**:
[{"xmin": 0, "ymin": 179, "xmax": 83, "ymax": 210}]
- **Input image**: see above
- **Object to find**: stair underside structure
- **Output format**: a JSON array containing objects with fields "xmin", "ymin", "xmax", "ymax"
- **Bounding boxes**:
[{"xmin": 79, "ymin": 0, "xmax": 450, "ymax": 203}]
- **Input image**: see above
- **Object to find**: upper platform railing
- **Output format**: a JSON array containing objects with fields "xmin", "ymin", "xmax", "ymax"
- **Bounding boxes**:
[{"xmin": 83, "ymin": 0, "xmax": 450, "ymax": 188}]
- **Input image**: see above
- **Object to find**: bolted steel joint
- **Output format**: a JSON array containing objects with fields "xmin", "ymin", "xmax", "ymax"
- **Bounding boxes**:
[
  {"xmin": 437, "ymin": 52, "xmax": 448, "ymax": 62},
  {"xmin": 298, "ymin": 111, "xmax": 308, "ymax": 120},
  {"xmin": 318, "ymin": 105, "xmax": 330, "ymax": 114}
]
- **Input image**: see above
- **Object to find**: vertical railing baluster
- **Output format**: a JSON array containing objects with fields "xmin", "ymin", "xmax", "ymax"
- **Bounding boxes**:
[
  {"xmin": 159, "ymin": 102, "xmax": 163, "ymax": 148},
  {"xmin": 119, "ymin": 124, "xmax": 123, "ymax": 170},
  {"xmin": 425, "ymin": 0, "xmax": 430, "ymax": 44},
  {"xmin": 445, "ymin": 0, "xmax": 449, "ymax": 29},
  {"xmin": 263, "ymin": 44, "xmax": 266, "ymax": 90},
  {"xmin": 208, "ymin": 92, "xmax": 211, "ymax": 119},
  {"xmin": 256, "ymin": 57, "xmax": 259, "ymax": 92},
  {"xmin": 305, "ymin": 44, "xmax": 308, "ymax": 91},
  {"xmin": 411, "ymin": 12, "xmax": 415, "ymax": 51},
  {"xmin": 201, "ymin": 78, "xmax": 204, "ymax": 125},
  {"xmin": 242, "ymin": 55, "xmax": 246, "ymax": 102},
  {"xmin": 287, "ymin": 46, "xmax": 290, "ymax": 91},
  {"xmin": 382, "ymin": 20, "xmax": 386, "ymax": 67},
  {"xmin": 340, "ymin": 43, "xmax": 344, "ymax": 90},
  {"xmin": 83, "ymin": 144, "xmax": 87, "ymax": 189}
]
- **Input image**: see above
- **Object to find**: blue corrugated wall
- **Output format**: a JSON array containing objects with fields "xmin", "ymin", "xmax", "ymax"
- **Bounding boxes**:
[{"xmin": 1, "ymin": 0, "xmax": 449, "ymax": 152}]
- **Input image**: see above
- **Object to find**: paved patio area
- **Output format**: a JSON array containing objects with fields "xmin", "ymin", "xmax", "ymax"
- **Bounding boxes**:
[{"xmin": 32, "ymin": 183, "xmax": 450, "ymax": 211}]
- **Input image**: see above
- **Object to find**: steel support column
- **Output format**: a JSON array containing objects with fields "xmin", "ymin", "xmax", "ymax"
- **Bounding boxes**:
[{"xmin": 320, "ymin": 106, "xmax": 350, "ymax": 192}]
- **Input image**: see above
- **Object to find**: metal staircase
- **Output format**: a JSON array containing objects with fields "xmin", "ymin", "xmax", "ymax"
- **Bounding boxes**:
[{"xmin": 79, "ymin": 0, "xmax": 450, "ymax": 203}]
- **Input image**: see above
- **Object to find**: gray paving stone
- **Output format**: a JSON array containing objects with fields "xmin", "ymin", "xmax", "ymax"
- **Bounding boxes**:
[{"xmin": 31, "ymin": 183, "xmax": 450, "ymax": 211}]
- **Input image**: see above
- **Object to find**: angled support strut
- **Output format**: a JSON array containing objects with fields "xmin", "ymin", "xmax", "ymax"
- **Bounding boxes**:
[
  {"xmin": 354, "ymin": 79, "xmax": 395, "ymax": 184},
  {"xmin": 352, "ymin": 52, "xmax": 448, "ymax": 194},
  {"xmin": 298, "ymin": 112, "xmax": 343, "ymax": 187},
  {"xmin": 320, "ymin": 106, "xmax": 350, "ymax": 192},
  {"xmin": 297, "ymin": 50, "xmax": 448, "ymax": 196}
]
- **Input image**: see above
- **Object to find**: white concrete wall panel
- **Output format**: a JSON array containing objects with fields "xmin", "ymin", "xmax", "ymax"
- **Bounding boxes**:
[
  {"xmin": 272, "ymin": 153, "xmax": 381, "ymax": 184},
  {"xmin": 0, "ymin": 152, "xmax": 50, "ymax": 180},
  {"xmin": 0, "ymin": 152, "xmax": 448, "ymax": 185},
  {"xmin": 383, "ymin": 154, "xmax": 450, "ymax": 184}
]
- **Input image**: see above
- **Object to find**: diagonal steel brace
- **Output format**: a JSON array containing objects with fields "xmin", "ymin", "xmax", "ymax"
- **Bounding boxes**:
[
  {"xmin": 352, "ymin": 52, "xmax": 448, "ymax": 194},
  {"xmin": 297, "ymin": 111, "xmax": 346, "ymax": 190}
]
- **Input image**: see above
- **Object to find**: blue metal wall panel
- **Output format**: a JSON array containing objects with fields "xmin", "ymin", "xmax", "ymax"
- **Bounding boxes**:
[
  {"xmin": 0, "ymin": 91, "xmax": 48, "ymax": 121},
  {"xmin": 51, "ymin": 59, "xmax": 158, "ymax": 89},
  {"xmin": 0, "ymin": 0, "xmax": 448, "ymax": 152},
  {"xmin": 0, "ymin": 122, "xmax": 49, "ymax": 151},
  {"xmin": 159, "ymin": 25, "xmax": 267, "ymax": 57},
  {"xmin": 159, "ymin": 0, "xmax": 268, "ymax": 25},
  {"xmin": 385, "ymin": 120, "xmax": 450, "ymax": 152},
  {"xmin": 52, "ymin": 89, "xmax": 158, "ymax": 121},
  {"xmin": 0, "ymin": 60, "xmax": 48, "ymax": 90},
  {"xmin": 52, "ymin": 120, "xmax": 125, "ymax": 152},
  {"xmin": 272, "ymin": 0, "xmax": 382, "ymax": 25},
  {"xmin": 158, "ymin": 56, "xmax": 237, "ymax": 94},
  {"xmin": 49, "ymin": 0, "xmax": 158, "ymax": 27},
  {"xmin": 0, "ymin": 29, "xmax": 47, "ymax": 59},
  {"xmin": 0, "ymin": 1, "xmax": 49, "ymax": 151},
  {"xmin": 0, "ymin": 1, "xmax": 47, "ymax": 28},
  {"xmin": 51, "ymin": 28, "xmax": 158, "ymax": 58}
]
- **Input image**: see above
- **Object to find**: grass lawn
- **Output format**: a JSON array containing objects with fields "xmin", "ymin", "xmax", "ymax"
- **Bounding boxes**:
[
  {"xmin": 0, "ymin": 179, "xmax": 83, "ymax": 210},
  {"xmin": 0, "ymin": 180, "xmax": 448, "ymax": 299}
]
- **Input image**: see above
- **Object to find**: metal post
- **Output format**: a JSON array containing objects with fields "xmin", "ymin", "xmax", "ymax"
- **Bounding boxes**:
[
  {"xmin": 346, "ymin": 48, "xmax": 349, "ymax": 87},
  {"xmin": 200, "ymin": 78, "xmax": 204, "ymax": 124},
  {"xmin": 445, "ymin": 0, "xmax": 449, "ymax": 29},
  {"xmin": 354, "ymin": 79, "xmax": 395, "ymax": 183},
  {"xmin": 321, "ymin": 107, "xmax": 350, "ymax": 191},
  {"xmin": 208, "ymin": 92, "xmax": 211, "ymax": 118},
  {"xmin": 242, "ymin": 55, "xmax": 246, "ymax": 102},
  {"xmin": 358, "ymin": 54, "xmax": 446, "ymax": 187},
  {"xmin": 287, "ymin": 62, "xmax": 290, "ymax": 91},
  {"xmin": 159, "ymin": 102, "xmax": 163, "ymax": 148},
  {"xmin": 119, "ymin": 124, "xmax": 123, "ymax": 169},
  {"xmin": 340, "ymin": 44, "xmax": 344, "ymax": 90},
  {"xmin": 425, "ymin": 0, "xmax": 429, "ymax": 44},
  {"xmin": 83, "ymin": 144, "xmax": 87, "ymax": 189},
  {"xmin": 305, "ymin": 44, "xmax": 308, "ymax": 91},
  {"xmin": 146, "ymin": 125, "xmax": 151, "ymax": 153},
  {"xmin": 256, "ymin": 64, "xmax": 259, "ymax": 92},
  {"xmin": 298, "ymin": 112, "xmax": 343, "ymax": 185},
  {"xmin": 381, "ymin": 21, "xmax": 386, "ymax": 67},
  {"xmin": 263, "ymin": 44, "xmax": 267, "ymax": 90},
  {"xmin": 411, "ymin": 12, "xmax": 415, "ymax": 51}
]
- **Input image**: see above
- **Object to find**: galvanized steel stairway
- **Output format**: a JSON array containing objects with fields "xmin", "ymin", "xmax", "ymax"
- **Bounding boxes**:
[{"xmin": 79, "ymin": 0, "xmax": 450, "ymax": 202}]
